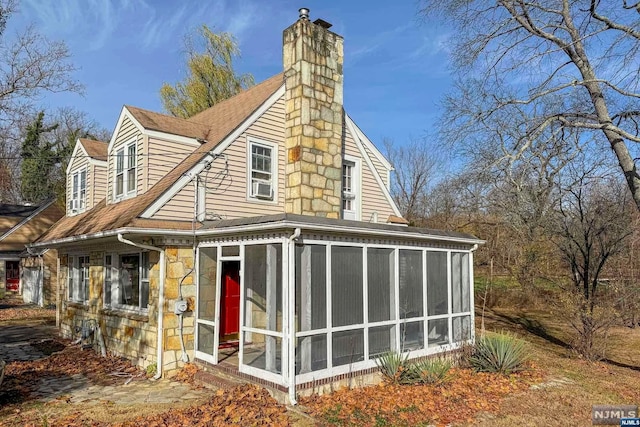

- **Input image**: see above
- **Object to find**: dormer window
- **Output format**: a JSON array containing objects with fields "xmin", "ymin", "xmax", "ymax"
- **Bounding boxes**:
[
  {"xmin": 115, "ymin": 142, "xmax": 137, "ymax": 200},
  {"xmin": 247, "ymin": 137, "xmax": 277, "ymax": 202},
  {"xmin": 69, "ymin": 169, "xmax": 86, "ymax": 214},
  {"xmin": 342, "ymin": 155, "xmax": 360, "ymax": 220}
]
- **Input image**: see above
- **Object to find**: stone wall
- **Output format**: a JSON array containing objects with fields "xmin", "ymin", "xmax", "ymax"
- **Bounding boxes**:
[
  {"xmin": 58, "ymin": 249, "xmax": 160, "ymax": 372},
  {"xmin": 283, "ymin": 16, "xmax": 344, "ymax": 218},
  {"xmin": 162, "ymin": 247, "xmax": 196, "ymax": 375}
]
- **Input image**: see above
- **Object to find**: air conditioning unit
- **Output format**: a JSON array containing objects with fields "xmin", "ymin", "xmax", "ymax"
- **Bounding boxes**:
[
  {"xmin": 252, "ymin": 180, "xmax": 273, "ymax": 199},
  {"xmin": 69, "ymin": 199, "xmax": 79, "ymax": 213}
]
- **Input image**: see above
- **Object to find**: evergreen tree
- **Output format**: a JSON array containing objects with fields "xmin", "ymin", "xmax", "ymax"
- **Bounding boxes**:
[{"xmin": 20, "ymin": 111, "xmax": 58, "ymax": 203}]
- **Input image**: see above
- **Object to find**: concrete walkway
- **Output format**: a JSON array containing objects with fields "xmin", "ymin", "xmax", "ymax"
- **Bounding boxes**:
[{"xmin": 0, "ymin": 317, "xmax": 208, "ymax": 406}]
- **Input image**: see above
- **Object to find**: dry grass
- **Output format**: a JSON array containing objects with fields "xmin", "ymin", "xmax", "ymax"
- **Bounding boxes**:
[{"xmin": 474, "ymin": 306, "xmax": 640, "ymax": 427}]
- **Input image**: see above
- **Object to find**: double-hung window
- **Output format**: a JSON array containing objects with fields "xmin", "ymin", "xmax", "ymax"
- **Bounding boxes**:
[
  {"xmin": 248, "ymin": 139, "xmax": 277, "ymax": 201},
  {"xmin": 69, "ymin": 169, "xmax": 87, "ymax": 213},
  {"xmin": 68, "ymin": 255, "xmax": 90, "ymax": 303},
  {"xmin": 115, "ymin": 142, "xmax": 136, "ymax": 200},
  {"xmin": 104, "ymin": 252, "xmax": 150, "ymax": 312},
  {"xmin": 342, "ymin": 157, "xmax": 359, "ymax": 220}
]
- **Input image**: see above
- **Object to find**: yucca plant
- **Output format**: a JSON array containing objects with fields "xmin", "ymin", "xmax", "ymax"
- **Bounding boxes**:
[
  {"xmin": 469, "ymin": 332, "xmax": 529, "ymax": 374},
  {"xmin": 376, "ymin": 351, "xmax": 411, "ymax": 384},
  {"xmin": 411, "ymin": 357, "xmax": 452, "ymax": 385}
]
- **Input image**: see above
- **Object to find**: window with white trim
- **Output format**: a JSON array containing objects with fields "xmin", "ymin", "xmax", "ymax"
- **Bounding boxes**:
[
  {"xmin": 342, "ymin": 158, "xmax": 358, "ymax": 220},
  {"xmin": 104, "ymin": 252, "xmax": 149, "ymax": 311},
  {"xmin": 69, "ymin": 169, "xmax": 87, "ymax": 214},
  {"xmin": 114, "ymin": 142, "xmax": 136, "ymax": 200},
  {"xmin": 248, "ymin": 139, "xmax": 276, "ymax": 201},
  {"xmin": 67, "ymin": 255, "xmax": 90, "ymax": 303}
]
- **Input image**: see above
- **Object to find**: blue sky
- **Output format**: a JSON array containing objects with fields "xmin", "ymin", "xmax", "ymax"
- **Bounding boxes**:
[{"xmin": 7, "ymin": 0, "xmax": 452, "ymax": 148}]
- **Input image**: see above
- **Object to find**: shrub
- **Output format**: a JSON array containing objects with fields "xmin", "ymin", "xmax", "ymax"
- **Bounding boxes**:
[
  {"xmin": 376, "ymin": 352, "xmax": 452, "ymax": 385},
  {"xmin": 410, "ymin": 357, "xmax": 452, "ymax": 385},
  {"xmin": 376, "ymin": 351, "xmax": 411, "ymax": 384},
  {"xmin": 469, "ymin": 332, "xmax": 529, "ymax": 374}
]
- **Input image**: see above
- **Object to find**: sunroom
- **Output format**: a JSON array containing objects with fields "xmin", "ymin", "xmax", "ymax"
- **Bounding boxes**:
[{"xmin": 194, "ymin": 214, "xmax": 482, "ymax": 397}]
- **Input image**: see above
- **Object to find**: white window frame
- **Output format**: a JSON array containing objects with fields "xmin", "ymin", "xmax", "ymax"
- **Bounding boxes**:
[
  {"xmin": 246, "ymin": 137, "xmax": 278, "ymax": 204},
  {"xmin": 69, "ymin": 168, "xmax": 87, "ymax": 215},
  {"xmin": 103, "ymin": 251, "xmax": 150, "ymax": 313},
  {"xmin": 114, "ymin": 140, "xmax": 137, "ymax": 201},
  {"xmin": 342, "ymin": 155, "xmax": 361, "ymax": 220},
  {"xmin": 67, "ymin": 254, "xmax": 90, "ymax": 304}
]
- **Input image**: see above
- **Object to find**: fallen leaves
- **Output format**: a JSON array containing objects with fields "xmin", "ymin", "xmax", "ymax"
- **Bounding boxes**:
[
  {"xmin": 0, "ymin": 297, "xmax": 55, "ymax": 322},
  {"xmin": 50, "ymin": 384, "xmax": 290, "ymax": 427},
  {"xmin": 0, "ymin": 338, "xmax": 142, "ymax": 407},
  {"xmin": 300, "ymin": 365, "xmax": 545, "ymax": 426}
]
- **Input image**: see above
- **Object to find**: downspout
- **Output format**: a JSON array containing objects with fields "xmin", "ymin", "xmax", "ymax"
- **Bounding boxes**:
[
  {"xmin": 287, "ymin": 227, "xmax": 301, "ymax": 405},
  {"xmin": 56, "ymin": 256, "xmax": 60, "ymax": 327},
  {"xmin": 117, "ymin": 233, "xmax": 165, "ymax": 379}
]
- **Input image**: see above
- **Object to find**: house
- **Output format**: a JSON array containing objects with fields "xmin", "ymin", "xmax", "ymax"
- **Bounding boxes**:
[
  {"xmin": 32, "ymin": 10, "xmax": 482, "ymax": 402},
  {"xmin": 0, "ymin": 200, "xmax": 64, "ymax": 305}
]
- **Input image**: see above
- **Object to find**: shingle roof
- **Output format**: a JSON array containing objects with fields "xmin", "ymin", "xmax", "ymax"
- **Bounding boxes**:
[
  {"xmin": 78, "ymin": 138, "xmax": 108, "ymax": 161},
  {"xmin": 0, "ymin": 204, "xmax": 40, "ymax": 218},
  {"xmin": 37, "ymin": 74, "xmax": 285, "ymax": 243},
  {"xmin": 126, "ymin": 106, "xmax": 211, "ymax": 140}
]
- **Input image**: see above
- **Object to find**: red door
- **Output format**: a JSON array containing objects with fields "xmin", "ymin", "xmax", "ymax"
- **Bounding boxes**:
[
  {"xmin": 6, "ymin": 261, "xmax": 20, "ymax": 291},
  {"xmin": 219, "ymin": 262, "xmax": 240, "ymax": 340}
]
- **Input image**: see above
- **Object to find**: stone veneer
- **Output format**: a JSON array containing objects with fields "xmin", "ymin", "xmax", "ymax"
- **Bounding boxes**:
[
  {"xmin": 283, "ymin": 15, "xmax": 344, "ymax": 218},
  {"xmin": 58, "ymin": 245, "xmax": 196, "ymax": 377}
]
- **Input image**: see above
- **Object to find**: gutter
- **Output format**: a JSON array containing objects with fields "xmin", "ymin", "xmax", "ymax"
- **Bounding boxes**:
[
  {"xmin": 117, "ymin": 233, "xmax": 166, "ymax": 380},
  {"xmin": 32, "ymin": 222, "xmax": 484, "ymax": 249},
  {"xmin": 287, "ymin": 228, "xmax": 301, "ymax": 405}
]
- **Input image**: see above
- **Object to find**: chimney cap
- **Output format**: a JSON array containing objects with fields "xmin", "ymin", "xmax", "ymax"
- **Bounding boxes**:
[
  {"xmin": 313, "ymin": 18, "xmax": 332, "ymax": 29},
  {"xmin": 299, "ymin": 8, "xmax": 310, "ymax": 20}
]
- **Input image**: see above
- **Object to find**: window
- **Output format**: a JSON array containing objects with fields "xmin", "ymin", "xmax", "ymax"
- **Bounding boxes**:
[
  {"xmin": 248, "ymin": 139, "xmax": 276, "ymax": 201},
  {"xmin": 114, "ymin": 142, "xmax": 136, "ymax": 199},
  {"xmin": 342, "ymin": 157, "xmax": 359, "ymax": 220},
  {"xmin": 68, "ymin": 255, "xmax": 90, "ymax": 303},
  {"xmin": 69, "ymin": 169, "xmax": 87, "ymax": 213},
  {"xmin": 104, "ymin": 252, "xmax": 150, "ymax": 311}
]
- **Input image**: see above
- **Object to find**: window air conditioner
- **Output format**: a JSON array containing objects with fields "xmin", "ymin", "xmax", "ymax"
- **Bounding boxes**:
[
  {"xmin": 69, "ymin": 199, "xmax": 79, "ymax": 212},
  {"xmin": 252, "ymin": 180, "xmax": 273, "ymax": 199}
]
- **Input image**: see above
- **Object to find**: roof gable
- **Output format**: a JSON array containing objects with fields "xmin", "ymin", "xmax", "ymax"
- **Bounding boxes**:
[{"xmin": 38, "ymin": 73, "xmax": 285, "ymax": 243}]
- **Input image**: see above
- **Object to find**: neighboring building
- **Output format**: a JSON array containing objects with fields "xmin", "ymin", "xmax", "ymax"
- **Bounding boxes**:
[
  {"xmin": 32, "ymin": 10, "xmax": 482, "ymax": 401},
  {"xmin": 0, "ymin": 200, "xmax": 64, "ymax": 305}
]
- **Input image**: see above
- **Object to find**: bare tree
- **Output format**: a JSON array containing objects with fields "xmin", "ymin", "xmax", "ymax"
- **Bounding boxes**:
[
  {"xmin": 421, "ymin": 0, "xmax": 640, "ymax": 211},
  {"xmin": 549, "ymin": 166, "xmax": 633, "ymax": 359},
  {"xmin": 0, "ymin": 1, "xmax": 82, "ymax": 202},
  {"xmin": 385, "ymin": 137, "xmax": 442, "ymax": 224}
]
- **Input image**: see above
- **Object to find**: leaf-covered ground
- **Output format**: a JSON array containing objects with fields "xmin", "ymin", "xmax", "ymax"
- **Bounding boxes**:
[
  {"xmin": 50, "ymin": 385, "xmax": 291, "ymax": 427},
  {"xmin": 300, "ymin": 366, "xmax": 544, "ymax": 426},
  {"xmin": 0, "ymin": 296, "xmax": 55, "ymax": 322}
]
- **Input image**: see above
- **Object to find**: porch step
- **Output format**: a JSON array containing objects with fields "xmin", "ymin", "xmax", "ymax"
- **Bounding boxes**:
[
  {"xmin": 194, "ymin": 362, "xmax": 290, "ymax": 404},
  {"xmin": 194, "ymin": 369, "xmax": 246, "ymax": 390}
]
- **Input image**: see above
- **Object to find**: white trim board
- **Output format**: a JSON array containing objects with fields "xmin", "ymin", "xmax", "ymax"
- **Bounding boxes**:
[
  {"xmin": 344, "ymin": 118, "xmax": 402, "ymax": 217},
  {"xmin": 345, "ymin": 115, "xmax": 393, "ymax": 171},
  {"xmin": 140, "ymin": 85, "xmax": 286, "ymax": 218},
  {"xmin": 107, "ymin": 107, "xmax": 146, "ymax": 154}
]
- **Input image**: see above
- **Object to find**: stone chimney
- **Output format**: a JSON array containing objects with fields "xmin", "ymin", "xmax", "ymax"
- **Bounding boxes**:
[{"xmin": 283, "ymin": 8, "xmax": 344, "ymax": 218}]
